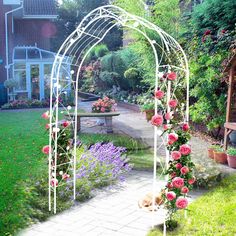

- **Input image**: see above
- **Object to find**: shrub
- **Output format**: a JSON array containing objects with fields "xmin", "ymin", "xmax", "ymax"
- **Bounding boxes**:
[{"xmin": 227, "ymin": 148, "xmax": 236, "ymax": 156}]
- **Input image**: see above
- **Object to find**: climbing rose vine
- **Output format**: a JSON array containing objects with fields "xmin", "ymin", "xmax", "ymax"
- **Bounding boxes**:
[
  {"xmin": 151, "ymin": 71, "xmax": 195, "ymax": 221},
  {"xmin": 42, "ymin": 111, "xmax": 73, "ymax": 186}
]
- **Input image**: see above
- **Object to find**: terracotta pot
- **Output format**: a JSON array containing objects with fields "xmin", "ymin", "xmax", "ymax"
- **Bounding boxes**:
[
  {"xmin": 208, "ymin": 148, "xmax": 214, "ymax": 159},
  {"xmin": 214, "ymin": 151, "xmax": 227, "ymax": 164},
  {"xmin": 144, "ymin": 109, "xmax": 155, "ymax": 122},
  {"xmin": 227, "ymin": 155, "xmax": 236, "ymax": 168}
]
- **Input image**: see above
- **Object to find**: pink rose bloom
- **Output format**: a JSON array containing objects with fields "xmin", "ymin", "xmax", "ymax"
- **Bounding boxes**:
[
  {"xmin": 170, "ymin": 172, "xmax": 177, "ymax": 179},
  {"xmin": 182, "ymin": 123, "xmax": 190, "ymax": 131},
  {"xmin": 167, "ymin": 72, "xmax": 177, "ymax": 81},
  {"xmin": 163, "ymin": 124, "xmax": 169, "ymax": 130},
  {"xmin": 175, "ymin": 163, "xmax": 182, "ymax": 169},
  {"xmin": 181, "ymin": 166, "xmax": 190, "ymax": 175},
  {"xmin": 171, "ymin": 151, "xmax": 181, "ymax": 160},
  {"xmin": 179, "ymin": 144, "xmax": 191, "ymax": 155},
  {"xmin": 42, "ymin": 111, "xmax": 50, "ymax": 119},
  {"xmin": 172, "ymin": 177, "xmax": 184, "ymax": 188},
  {"xmin": 42, "ymin": 145, "xmax": 50, "ymax": 155},
  {"xmin": 166, "ymin": 191, "xmax": 176, "ymax": 201},
  {"xmin": 167, "ymin": 183, "xmax": 173, "ymax": 189},
  {"xmin": 165, "ymin": 112, "xmax": 173, "ymax": 120},
  {"xmin": 168, "ymin": 133, "xmax": 178, "ymax": 143},
  {"xmin": 51, "ymin": 178, "xmax": 58, "ymax": 187},
  {"xmin": 101, "ymin": 107, "xmax": 106, "ymax": 113},
  {"xmin": 176, "ymin": 197, "xmax": 188, "ymax": 209},
  {"xmin": 62, "ymin": 173, "xmax": 70, "ymax": 180},
  {"xmin": 188, "ymin": 177, "xmax": 196, "ymax": 185},
  {"xmin": 62, "ymin": 121, "xmax": 70, "ymax": 128},
  {"xmin": 45, "ymin": 123, "xmax": 50, "ymax": 129},
  {"xmin": 181, "ymin": 186, "xmax": 189, "ymax": 194},
  {"xmin": 151, "ymin": 114, "xmax": 163, "ymax": 127},
  {"xmin": 155, "ymin": 90, "xmax": 165, "ymax": 99},
  {"xmin": 168, "ymin": 99, "xmax": 178, "ymax": 108}
]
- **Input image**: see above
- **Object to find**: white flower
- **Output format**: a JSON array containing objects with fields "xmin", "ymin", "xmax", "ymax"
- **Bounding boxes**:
[
  {"xmin": 59, "ymin": 171, "xmax": 63, "ymax": 175},
  {"xmin": 53, "ymin": 127, "xmax": 60, "ymax": 132}
]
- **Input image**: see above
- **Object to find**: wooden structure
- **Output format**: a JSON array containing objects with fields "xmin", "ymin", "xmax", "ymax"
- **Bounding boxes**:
[
  {"xmin": 66, "ymin": 112, "xmax": 120, "ymax": 134},
  {"xmin": 224, "ymin": 54, "xmax": 236, "ymax": 149}
]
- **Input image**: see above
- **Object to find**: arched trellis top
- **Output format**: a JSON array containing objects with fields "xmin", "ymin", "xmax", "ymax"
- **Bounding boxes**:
[{"xmin": 48, "ymin": 5, "xmax": 190, "ymax": 218}]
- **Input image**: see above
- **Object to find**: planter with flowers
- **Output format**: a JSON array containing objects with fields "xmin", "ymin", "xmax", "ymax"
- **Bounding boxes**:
[
  {"xmin": 213, "ymin": 146, "xmax": 227, "ymax": 164},
  {"xmin": 92, "ymin": 96, "xmax": 116, "ymax": 113},
  {"xmin": 141, "ymin": 102, "xmax": 155, "ymax": 121},
  {"xmin": 227, "ymin": 148, "xmax": 236, "ymax": 168}
]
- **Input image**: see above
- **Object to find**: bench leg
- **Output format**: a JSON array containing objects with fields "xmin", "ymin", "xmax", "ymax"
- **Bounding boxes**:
[
  {"xmin": 105, "ymin": 117, "xmax": 113, "ymax": 133},
  {"xmin": 224, "ymin": 128, "xmax": 232, "ymax": 150}
]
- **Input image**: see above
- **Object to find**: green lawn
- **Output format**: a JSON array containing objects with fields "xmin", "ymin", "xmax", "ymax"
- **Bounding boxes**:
[
  {"xmin": 148, "ymin": 174, "xmax": 236, "ymax": 236},
  {"xmin": 0, "ymin": 110, "xmax": 48, "ymax": 234}
]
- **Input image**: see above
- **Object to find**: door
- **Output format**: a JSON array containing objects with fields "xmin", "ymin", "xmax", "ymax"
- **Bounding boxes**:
[{"xmin": 30, "ymin": 64, "xmax": 40, "ymax": 100}]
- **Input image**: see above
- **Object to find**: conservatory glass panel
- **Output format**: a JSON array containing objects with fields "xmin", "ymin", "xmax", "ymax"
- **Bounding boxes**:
[
  {"xmin": 28, "ymin": 49, "xmax": 40, "ymax": 59},
  {"xmin": 44, "ymin": 64, "xmax": 52, "ymax": 99},
  {"xmin": 14, "ymin": 70, "xmax": 27, "ymax": 91}
]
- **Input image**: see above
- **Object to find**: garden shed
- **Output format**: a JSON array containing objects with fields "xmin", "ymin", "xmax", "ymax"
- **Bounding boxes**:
[{"xmin": 223, "ymin": 54, "xmax": 236, "ymax": 149}]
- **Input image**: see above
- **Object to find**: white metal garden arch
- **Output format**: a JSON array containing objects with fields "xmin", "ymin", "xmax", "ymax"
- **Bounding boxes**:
[{"xmin": 49, "ymin": 5, "xmax": 189, "ymax": 229}]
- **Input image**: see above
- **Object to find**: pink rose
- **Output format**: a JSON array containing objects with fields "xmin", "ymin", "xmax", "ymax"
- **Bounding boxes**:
[
  {"xmin": 42, "ymin": 145, "xmax": 50, "ymax": 155},
  {"xmin": 181, "ymin": 186, "xmax": 189, "ymax": 194},
  {"xmin": 172, "ymin": 177, "xmax": 184, "ymax": 188},
  {"xmin": 42, "ymin": 111, "xmax": 50, "ymax": 119},
  {"xmin": 167, "ymin": 72, "xmax": 177, "ymax": 81},
  {"xmin": 62, "ymin": 173, "xmax": 70, "ymax": 180},
  {"xmin": 151, "ymin": 114, "xmax": 163, "ymax": 127},
  {"xmin": 51, "ymin": 178, "xmax": 58, "ymax": 187},
  {"xmin": 175, "ymin": 163, "xmax": 182, "ymax": 169},
  {"xmin": 167, "ymin": 183, "xmax": 173, "ymax": 189},
  {"xmin": 168, "ymin": 99, "xmax": 178, "ymax": 108},
  {"xmin": 176, "ymin": 197, "xmax": 188, "ymax": 209},
  {"xmin": 182, "ymin": 123, "xmax": 190, "ymax": 131},
  {"xmin": 168, "ymin": 133, "xmax": 178, "ymax": 144},
  {"xmin": 188, "ymin": 177, "xmax": 196, "ymax": 185},
  {"xmin": 45, "ymin": 123, "xmax": 50, "ymax": 129},
  {"xmin": 179, "ymin": 144, "xmax": 191, "ymax": 155},
  {"xmin": 163, "ymin": 124, "xmax": 169, "ymax": 130},
  {"xmin": 165, "ymin": 112, "xmax": 173, "ymax": 120},
  {"xmin": 170, "ymin": 172, "xmax": 177, "ymax": 179},
  {"xmin": 62, "ymin": 121, "xmax": 70, "ymax": 128},
  {"xmin": 155, "ymin": 90, "xmax": 165, "ymax": 99},
  {"xmin": 171, "ymin": 151, "xmax": 181, "ymax": 160},
  {"xmin": 166, "ymin": 191, "xmax": 176, "ymax": 201},
  {"xmin": 101, "ymin": 107, "xmax": 106, "ymax": 113},
  {"xmin": 180, "ymin": 166, "xmax": 190, "ymax": 175}
]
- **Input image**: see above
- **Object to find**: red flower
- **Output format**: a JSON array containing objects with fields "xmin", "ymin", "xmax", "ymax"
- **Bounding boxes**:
[
  {"xmin": 168, "ymin": 133, "xmax": 178, "ymax": 144},
  {"xmin": 165, "ymin": 112, "xmax": 173, "ymax": 120},
  {"xmin": 171, "ymin": 151, "xmax": 182, "ymax": 160},
  {"xmin": 168, "ymin": 99, "xmax": 178, "ymax": 108},
  {"xmin": 180, "ymin": 166, "xmax": 190, "ymax": 175},
  {"xmin": 151, "ymin": 114, "xmax": 163, "ymax": 127},
  {"xmin": 221, "ymin": 29, "xmax": 226, "ymax": 34},
  {"xmin": 42, "ymin": 145, "xmax": 50, "ymax": 155},
  {"xmin": 179, "ymin": 144, "xmax": 191, "ymax": 156},
  {"xmin": 167, "ymin": 183, "xmax": 173, "ymax": 189},
  {"xmin": 182, "ymin": 123, "xmax": 189, "ymax": 131},
  {"xmin": 172, "ymin": 177, "xmax": 184, "ymax": 188},
  {"xmin": 166, "ymin": 191, "xmax": 176, "ymax": 201},
  {"xmin": 51, "ymin": 178, "xmax": 58, "ymax": 187},
  {"xmin": 175, "ymin": 163, "xmax": 182, "ymax": 169},
  {"xmin": 62, "ymin": 173, "xmax": 70, "ymax": 180},
  {"xmin": 62, "ymin": 121, "xmax": 70, "ymax": 128},
  {"xmin": 167, "ymin": 72, "xmax": 177, "ymax": 81},
  {"xmin": 45, "ymin": 123, "xmax": 50, "ymax": 129},
  {"xmin": 170, "ymin": 172, "xmax": 177, "ymax": 179},
  {"xmin": 176, "ymin": 197, "xmax": 188, "ymax": 209},
  {"xmin": 204, "ymin": 29, "xmax": 211, "ymax": 36},
  {"xmin": 188, "ymin": 177, "xmax": 196, "ymax": 185},
  {"xmin": 155, "ymin": 90, "xmax": 165, "ymax": 99},
  {"xmin": 42, "ymin": 111, "xmax": 50, "ymax": 119},
  {"xmin": 181, "ymin": 186, "xmax": 189, "ymax": 194}
]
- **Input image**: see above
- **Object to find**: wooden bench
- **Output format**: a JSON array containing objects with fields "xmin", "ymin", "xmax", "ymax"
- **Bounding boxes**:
[
  {"xmin": 224, "ymin": 122, "xmax": 236, "ymax": 149},
  {"xmin": 66, "ymin": 112, "xmax": 120, "ymax": 133}
]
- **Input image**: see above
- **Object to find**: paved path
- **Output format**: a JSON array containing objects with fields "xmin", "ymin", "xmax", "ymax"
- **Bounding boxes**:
[{"xmin": 19, "ymin": 171, "xmax": 204, "ymax": 236}]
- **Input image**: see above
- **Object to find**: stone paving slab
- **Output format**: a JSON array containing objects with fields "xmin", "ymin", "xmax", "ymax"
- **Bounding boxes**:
[{"xmin": 19, "ymin": 170, "xmax": 205, "ymax": 236}]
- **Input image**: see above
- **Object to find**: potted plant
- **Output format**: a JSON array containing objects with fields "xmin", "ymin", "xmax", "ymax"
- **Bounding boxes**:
[
  {"xmin": 141, "ymin": 102, "xmax": 155, "ymax": 121},
  {"xmin": 213, "ymin": 146, "xmax": 227, "ymax": 164},
  {"xmin": 4, "ymin": 79, "xmax": 18, "ymax": 101},
  {"xmin": 227, "ymin": 148, "xmax": 236, "ymax": 168},
  {"xmin": 208, "ymin": 144, "xmax": 220, "ymax": 159}
]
